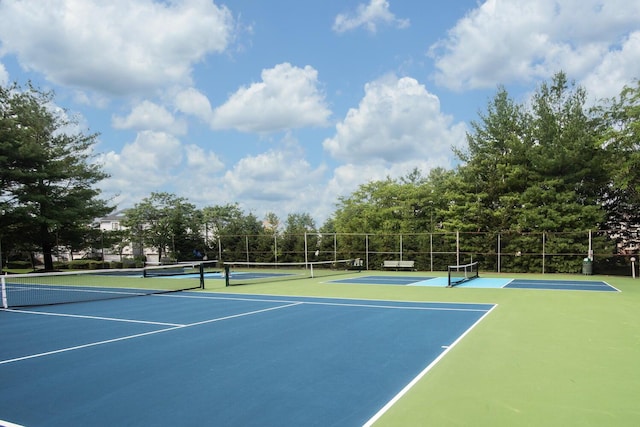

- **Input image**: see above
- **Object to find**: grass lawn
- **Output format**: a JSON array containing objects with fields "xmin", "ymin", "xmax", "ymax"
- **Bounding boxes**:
[{"xmin": 205, "ymin": 272, "xmax": 640, "ymax": 426}]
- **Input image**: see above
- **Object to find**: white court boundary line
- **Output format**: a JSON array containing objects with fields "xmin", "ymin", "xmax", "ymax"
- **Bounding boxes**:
[
  {"xmin": 0, "ymin": 302, "xmax": 301, "ymax": 365},
  {"xmin": 362, "ymin": 303, "xmax": 498, "ymax": 427}
]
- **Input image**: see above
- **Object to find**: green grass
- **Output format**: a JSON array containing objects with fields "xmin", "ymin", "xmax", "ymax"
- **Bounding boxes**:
[{"xmin": 204, "ymin": 271, "xmax": 640, "ymax": 426}]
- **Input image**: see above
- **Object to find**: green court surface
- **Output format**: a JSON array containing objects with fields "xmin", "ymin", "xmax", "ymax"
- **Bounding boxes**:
[{"xmin": 204, "ymin": 272, "xmax": 640, "ymax": 426}]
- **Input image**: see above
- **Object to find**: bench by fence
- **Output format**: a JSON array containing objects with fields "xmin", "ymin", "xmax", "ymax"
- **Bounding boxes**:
[{"xmin": 383, "ymin": 260, "xmax": 415, "ymax": 270}]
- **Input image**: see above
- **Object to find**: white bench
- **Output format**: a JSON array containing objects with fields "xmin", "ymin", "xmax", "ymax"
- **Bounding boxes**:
[{"xmin": 383, "ymin": 260, "xmax": 415, "ymax": 270}]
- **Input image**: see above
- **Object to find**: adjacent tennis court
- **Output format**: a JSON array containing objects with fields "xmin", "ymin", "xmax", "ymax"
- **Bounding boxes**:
[
  {"xmin": 329, "ymin": 275, "xmax": 619, "ymax": 292},
  {"xmin": 0, "ymin": 291, "xmax": 494, "ymax": 427}
]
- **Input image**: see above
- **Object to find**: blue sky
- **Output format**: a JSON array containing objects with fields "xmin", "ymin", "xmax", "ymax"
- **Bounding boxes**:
[{"xmin": 0, "ymin": 0, "xmax": 638, "ymax": 225}]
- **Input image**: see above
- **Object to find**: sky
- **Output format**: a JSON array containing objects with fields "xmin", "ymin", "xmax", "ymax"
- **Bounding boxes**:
[{"xmin": 0, "ymin": 0, "xmax": 638, "ymax": 226}]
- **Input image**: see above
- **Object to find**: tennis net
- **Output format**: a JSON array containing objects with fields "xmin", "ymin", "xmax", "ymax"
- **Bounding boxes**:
[
  {"xmin": 447, "ymin": 261, "xmax": 479, "ymax": 287},
  {"xmin": 223, "ymin": 259, "xmax": 355, "ymax": 286},
  {"xmin": 1, "ymin": 262, "xmax": 214, "ymax": 308}
]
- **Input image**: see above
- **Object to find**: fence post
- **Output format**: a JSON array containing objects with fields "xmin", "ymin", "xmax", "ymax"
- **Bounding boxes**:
[
  {"xmin": 542, "ymin": 232, "xmax": 546, "ymax": 274},
  {"xmin": 365, "ymin": 234, "xmax": 369, "ymax": 271},
  {"xmin": 430, "ymin": 233, "xmax": 433, "ymax": 272},
  {"xmin": 497, "ymin": 233, "xmax": 501, "ymax": 273}
]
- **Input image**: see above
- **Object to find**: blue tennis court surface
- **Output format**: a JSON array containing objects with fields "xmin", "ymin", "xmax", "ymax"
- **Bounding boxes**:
[
  {"xmin": 0, "ymin": 293, "xmax": 494, "ymax": 427},
  {"xmin": 330, "ymin": 275, "xmax": 619, "ymax": 292},
  {"xmin": 503, "ymin": 278, "xmax": 618, "ymax": 291}
]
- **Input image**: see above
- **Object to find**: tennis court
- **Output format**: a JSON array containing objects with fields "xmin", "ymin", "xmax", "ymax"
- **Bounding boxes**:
[
  {"xmin": 0, "ymin": 290, "xmax": 494, "ymax": 426},
  {"xmin": 329, "ymin": 275, "xmax": 619, "ymax": 292}
]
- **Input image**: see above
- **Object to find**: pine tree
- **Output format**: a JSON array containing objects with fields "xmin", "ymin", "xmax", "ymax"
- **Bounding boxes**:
[{"xmin": 0, "ymin": 83, "xmax": 112, "ymax": 270}]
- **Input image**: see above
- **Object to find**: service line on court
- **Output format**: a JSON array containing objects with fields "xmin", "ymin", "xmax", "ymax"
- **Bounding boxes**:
[{"xmin": 0, "ymin": 302, "xmax": 302, "ymax": 366}]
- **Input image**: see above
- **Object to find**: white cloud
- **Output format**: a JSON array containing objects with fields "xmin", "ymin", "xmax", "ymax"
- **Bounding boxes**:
[
  {"xmin": 98, "ymin": 130, "xmax": 227, "ymax": 208},
  {"xmin": 333, "ymin": 0, "xmax": 409, "ymax": 34},
  {"xmin": 319, "ymin": 75, "xmax": 464, "ymax": 222},
  {"xmin": 323, "ymin": 74, "xmax": 466, "ymax": 166},
  {"xmin": 582, "ymin": 32, "xmax": 640, "ymax": 101},
  {"xmin": 101, "ymin": 133, "xmax": 329, "ymax": 221},
  {"xmin": 0, "ymin": 0, "xmax": 235, "ymax": 95},
  {"xmin": 71, "ymin": 90, "xmax": 110, "ymax": 109},
  {"xmin": 222, "ymin": 144, "xmax": 326, "ymax": 203},
  {"xmin": 0, "ymin": 62, "xmax": 8, "ymax": 86},
  {"xmin": 100, "ymin": 131, "xmax": 184, "ymax": 195},
  {"xmin": 184, "ymin": 144, "xmax": 224, "ymax": 172},
  {"xmin": 211, "ymin": 63, "xmax": 331, "ymax": 133},
  {"xmin": 173, "ymin": 144, "xmax": 226, "ymax": 204},
  {"xmin": 174, "ymin": 87, "xmax": 214, "ymax": 122},
  {"xmin": 430, "ymin": 0, "xmax": 640, "ymax": 99},
  {"xmin": 112, "ymin": 100, "xmax": 187, "ymax": 135}
]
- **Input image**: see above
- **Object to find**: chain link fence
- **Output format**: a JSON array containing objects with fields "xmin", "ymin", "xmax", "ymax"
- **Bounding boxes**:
[{"xmin": 207, "ymin": 230, "xmax": 637, "ymax": 275}]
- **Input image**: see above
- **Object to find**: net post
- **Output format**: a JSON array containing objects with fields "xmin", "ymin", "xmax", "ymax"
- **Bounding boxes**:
[
  {"xmin": 199, "ymin": 263, "xmax": 205, "ymax": 289},
  {"xmin": 310, "ymin": 263, "xmax": 314, "ymax": 279},
  {"xmin": 1, "ymin": 275, "xmax": 7, "ymax": 308},
  {"xmin": 447, "ymin": 261, "xmax": 479, "ymax": 287},
  {"xmin": 224, "ymin": 265, "xmax": 230, "ymax": 287}
]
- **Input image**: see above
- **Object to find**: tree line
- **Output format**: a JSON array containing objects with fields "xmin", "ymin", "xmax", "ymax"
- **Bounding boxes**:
[
  {"xmin": 1, "ymin": 72, "xmax": 638, "ymax": 271},
  {"xmin": 329, "ymin": 73, "xmax": 639, "ymax": 272},
  {"xmin": 114, "ymin": 192, "xmax": 318, "ymax": 264}
]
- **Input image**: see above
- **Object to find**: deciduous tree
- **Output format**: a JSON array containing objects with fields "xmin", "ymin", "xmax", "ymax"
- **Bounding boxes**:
[{"xmin": 122, "ymin": 192, "xmax": 200, "ymax": 262}]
